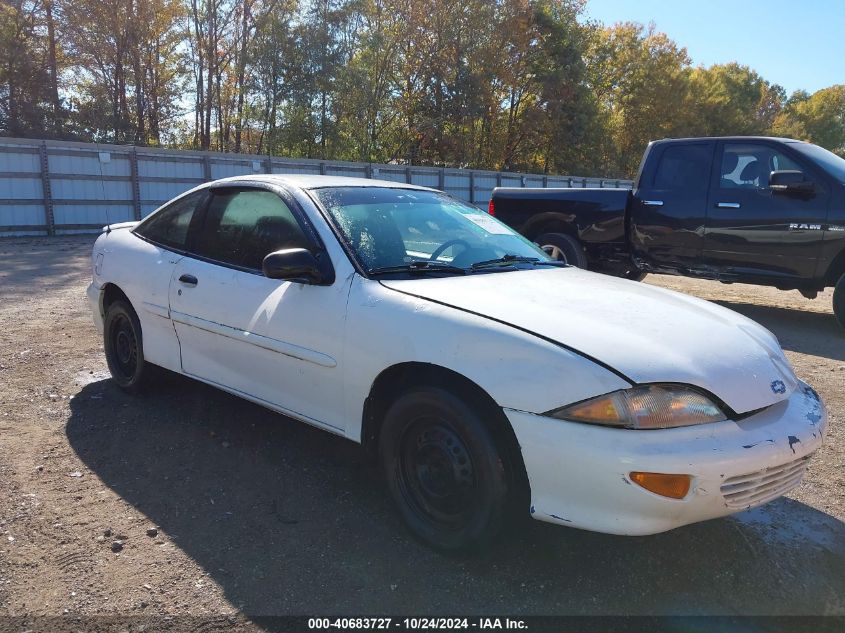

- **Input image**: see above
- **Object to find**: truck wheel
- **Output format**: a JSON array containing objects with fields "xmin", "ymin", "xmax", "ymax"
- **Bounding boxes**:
[
  {"xmin": 834, "ymin": 274, "xmax": 845, "ymax": 329},
  {"xmin": 379, "ymin": 387, "xmax": 513, "ymax": 553},
  {"xmin": 622, "ymin": 267, "xmax": 647, "ymax": 282},
  {"xmin": 536, "ymin": 233, "xmax": 587, "ymax": 268}
]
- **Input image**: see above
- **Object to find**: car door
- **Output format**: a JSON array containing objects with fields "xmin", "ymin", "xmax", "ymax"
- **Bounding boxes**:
[
  {"xmin": 630, "ymin": 141, "xmax": 713, "ymax": 270},
  {"xmin": 703, "ymin": 141, "xmax": 830, "ymax": 280},
  {"xmin": 168, "ymin": 185, "xmax": 351, "ymax": 433},
  {"xmin": 125, "ymin": 188, "xmax": 210, "ymax": 373}
]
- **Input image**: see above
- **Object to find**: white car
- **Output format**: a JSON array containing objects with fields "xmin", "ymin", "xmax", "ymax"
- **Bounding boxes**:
[{"xmin": 87, "ymin": 175, "xmax": 827, "ymax": 551}]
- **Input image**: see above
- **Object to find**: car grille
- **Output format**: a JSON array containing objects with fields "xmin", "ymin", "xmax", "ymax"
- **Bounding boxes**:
[{"xmin": 721, "ymin": 455, "xmax": 812, "ymax": 509}]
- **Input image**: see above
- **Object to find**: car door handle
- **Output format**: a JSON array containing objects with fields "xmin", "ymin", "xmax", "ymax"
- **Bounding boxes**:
[
  {"xmin": 717, "ymin": 202, "xmax": 741, "ymax": 208},
  {"xmin": 642, "ymin": 200, "xmax": 664, "ymax": 206},
  {"xmin": 178, "ymin": 274, "xmax": 198, "ymax": 286}
]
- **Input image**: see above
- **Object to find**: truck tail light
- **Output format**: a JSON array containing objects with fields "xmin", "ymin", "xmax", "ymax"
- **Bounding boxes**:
[{"xmin": 487, "ymin": 199, "xmax": 495, "ymax": 216}]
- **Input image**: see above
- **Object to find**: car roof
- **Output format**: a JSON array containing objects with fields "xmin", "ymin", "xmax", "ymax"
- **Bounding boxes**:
[
  {"xmin": 207, "ymin": 173, "xmax": 437, "ymax": 192},
  {"xmin": 651, "ymin": 136, "xmax": 804, "ymax": 145}
]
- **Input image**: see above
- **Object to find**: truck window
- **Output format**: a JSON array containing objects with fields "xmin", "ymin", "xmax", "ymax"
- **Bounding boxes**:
[
  {"xmin": 719, "ymin": 143, "xmax": 802, "ymax": 189},
  {"xmin": 652, "ymin": 145, "xmax": 710, "ymax": 191}
]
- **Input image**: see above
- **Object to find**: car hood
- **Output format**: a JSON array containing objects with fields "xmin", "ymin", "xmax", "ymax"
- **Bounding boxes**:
[{"xmin": 380, "ymin": 267, "xmax": 797, "ymax": 414}]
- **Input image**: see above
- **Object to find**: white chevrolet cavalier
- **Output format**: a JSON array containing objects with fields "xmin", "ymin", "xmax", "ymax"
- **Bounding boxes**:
[{"xmin": 87, "ymin": 175, "xmax": 827, "ymax": 551}]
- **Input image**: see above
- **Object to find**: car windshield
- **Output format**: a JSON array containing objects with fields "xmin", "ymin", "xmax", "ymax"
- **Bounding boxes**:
[
  {"xmin": 312, "ymin": 186, "xmax": 551, "ymax": 273},
  {"xmin": 789, "ymin": 141, "xmax": 845, "ymax": 184}
]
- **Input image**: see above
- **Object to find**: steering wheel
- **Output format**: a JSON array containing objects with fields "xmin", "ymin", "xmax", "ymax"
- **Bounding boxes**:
[{"xmin": 430, "ymin": 239, "xmax": 471, "ymax": 262}]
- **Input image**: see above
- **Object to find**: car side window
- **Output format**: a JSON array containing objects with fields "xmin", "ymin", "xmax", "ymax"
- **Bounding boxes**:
[
  {"xmin": 134, "ymin": 190, "xmax": 208, "ymax": 250},
  {"xmin": 719, "ymin": 143, "xmax": 805, "ymax": 189},
  {"xmin": 652, "ymin": 144, "xmax": 710, "ymax": 192},
  {"xmin": 192, "ymin": 189, "xmax": 312, "ymax": 270}
]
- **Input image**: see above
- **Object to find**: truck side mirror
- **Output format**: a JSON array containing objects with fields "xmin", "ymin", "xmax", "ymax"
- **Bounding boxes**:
[{"xmin": 770, "ymin": 170, "xmax": 815, "ymax": 196}]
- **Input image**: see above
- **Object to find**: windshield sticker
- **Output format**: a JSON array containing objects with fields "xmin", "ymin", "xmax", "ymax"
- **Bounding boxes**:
[{"xmin": 463, "ymin": 213, "xmax": 512, "ymax": 235}]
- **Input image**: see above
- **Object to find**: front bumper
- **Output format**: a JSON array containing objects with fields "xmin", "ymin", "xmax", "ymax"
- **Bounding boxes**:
[{"xmin": 506, "ymin": 381, "xmax": 826, "ymax": 535}]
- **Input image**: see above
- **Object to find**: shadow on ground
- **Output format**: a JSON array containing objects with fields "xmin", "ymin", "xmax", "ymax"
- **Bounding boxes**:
[
  {"xmin": 66, "ymin": 375, "xmax": 845, "ymax": 617},
  {"xmin": 714, "ymin": 300, "xmax": 845, "ymax": 361}
]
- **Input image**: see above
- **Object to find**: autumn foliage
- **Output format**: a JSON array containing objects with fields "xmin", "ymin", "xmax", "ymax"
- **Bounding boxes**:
[{"xmin": 1, "ymin": 0, "xmax": 843, "ymax": 179}]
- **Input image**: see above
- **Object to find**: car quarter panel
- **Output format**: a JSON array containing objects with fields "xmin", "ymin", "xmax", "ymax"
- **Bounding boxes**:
[
  {"xmin": 91, "ymin": 228, "xmax": 184, "ymax": 373},
  {"xmin": 342, "ymin": 275, "xmax": 632, "ymax": 443}
]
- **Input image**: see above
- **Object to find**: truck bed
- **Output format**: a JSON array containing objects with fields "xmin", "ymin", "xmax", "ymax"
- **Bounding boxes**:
[{"xmin": 491, "ymin": 187, "xmax": 630, "ymax": 244}]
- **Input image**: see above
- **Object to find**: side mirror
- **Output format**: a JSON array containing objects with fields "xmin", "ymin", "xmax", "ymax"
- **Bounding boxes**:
[
  {"xmin": 770, "ymin": 170, "xmax": 814, "ymax": 196},
  {"xmin": 262, "ymin": 248, "xmax": 335, "ymax": 285}
]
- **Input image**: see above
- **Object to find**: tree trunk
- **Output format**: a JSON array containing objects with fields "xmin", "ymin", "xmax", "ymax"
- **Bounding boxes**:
[{"xmin": 44, "ymin": 0, "xmax": 62, "ymax": 134}]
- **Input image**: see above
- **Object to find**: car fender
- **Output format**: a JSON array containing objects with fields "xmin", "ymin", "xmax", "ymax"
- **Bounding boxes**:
[{"xmin": 342, "ymin": 275, "xmax": 631, "ymax": 443}]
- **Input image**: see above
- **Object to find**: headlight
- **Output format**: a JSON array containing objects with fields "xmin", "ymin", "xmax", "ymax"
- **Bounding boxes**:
[{"xmin": 547, "ymin": 384, "xmax": 727, "ymax": 430}]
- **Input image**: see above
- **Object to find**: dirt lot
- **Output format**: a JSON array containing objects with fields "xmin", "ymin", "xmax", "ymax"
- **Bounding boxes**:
[{"xmin": 0, "ymin": 236, "xmax": 843, "ymax": 623}]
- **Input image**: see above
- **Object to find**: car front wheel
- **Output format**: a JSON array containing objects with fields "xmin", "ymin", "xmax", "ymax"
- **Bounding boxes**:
[
  {"xmin": 103, "ymin": 299, "xmax": 156, "ymax": 393},
  {"xmin": 834, "ymin": 273, "xmax": 845, "ymax": 329},
  {"xmin": 379, "ymin": 387, "xmax": 513, "ymax": 552}
]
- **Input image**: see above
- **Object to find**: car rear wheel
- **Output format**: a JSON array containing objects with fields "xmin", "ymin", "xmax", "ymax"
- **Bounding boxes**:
[
  {"xmin": 103, "ymin": 300, "xmax": 156, "ymax": 393},
  {"xmin": 379, "ymin": 387, "xmax": 513, "ymax": 552},
  {"xmin": 536, "ymin": 232, "xmax": 587, "ymax": 268},
  {"xmin": 834, "ymin": 273, "xmax": 845, "ymax": 329}
]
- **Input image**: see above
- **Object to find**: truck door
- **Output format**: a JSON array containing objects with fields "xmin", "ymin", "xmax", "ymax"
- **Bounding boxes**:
[
  {"xmin": 630, "ymin": 141, "xmax": 713, "ymax": 270},
  {"xmin": 703, "ymin": 141, "xmax": 829, "ymax": 281}
]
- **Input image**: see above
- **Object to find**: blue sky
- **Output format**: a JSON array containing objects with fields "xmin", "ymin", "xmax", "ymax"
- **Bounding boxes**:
[{"xmin": 582, "ymin": 0, "xmax": 842, "ymax": 95}]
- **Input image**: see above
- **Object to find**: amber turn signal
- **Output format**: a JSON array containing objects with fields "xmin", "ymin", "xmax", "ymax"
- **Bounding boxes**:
[{"xmin": 629, "ymin": 472, "xmax": 692, "ymax": 499}]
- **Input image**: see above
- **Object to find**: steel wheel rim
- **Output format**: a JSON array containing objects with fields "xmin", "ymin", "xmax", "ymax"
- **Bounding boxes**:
[
  {"xmin": 397, "ymin": 417, "xmax": 477, "ymax": 529},
  {"xmin": 541, "ymin": 244, "xmax": 568, "ymax": 263},
  {"xmin": 110, "ymin": 314, "xmax": 138, "ymax": 380}
]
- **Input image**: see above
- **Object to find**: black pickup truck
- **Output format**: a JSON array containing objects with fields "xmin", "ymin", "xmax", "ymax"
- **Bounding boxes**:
[{"xmin": 489, "ymin": 136, "xmax": 845, "ymax": 326}]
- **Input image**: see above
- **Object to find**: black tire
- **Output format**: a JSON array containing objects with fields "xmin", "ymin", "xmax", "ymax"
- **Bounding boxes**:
[
  {"xmin": 622, "ymin": 267, "xmax": 647, "ymax": 282},
  {"xmin": 103, "ymin": 299, "xmax": 156, "ymax": 393},
  {"xmin": 834, "ymin": 273, "xmax": 845, "ymax": 329},
  {"xmin": 535, "ymin": 232, "xmax": 588, "ymax": 268},
  {"xmin": 379, "ymin": 387, "xmax": 514, "ymax": 553}
]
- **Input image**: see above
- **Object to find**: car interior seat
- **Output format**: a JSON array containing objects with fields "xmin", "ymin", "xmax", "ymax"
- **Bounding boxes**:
[
  {"xmin": 248, "ymin": 215, "xmax": 302, "ymax": 269},
  {"xmin": 346, "ymin": 210, "xmax": 408, "ymax": 269}
]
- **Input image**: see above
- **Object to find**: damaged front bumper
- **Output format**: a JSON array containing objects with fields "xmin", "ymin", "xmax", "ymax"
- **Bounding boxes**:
[{"xmin": 505, "ymin": 381, "xmax": 826, "ymax": 536}]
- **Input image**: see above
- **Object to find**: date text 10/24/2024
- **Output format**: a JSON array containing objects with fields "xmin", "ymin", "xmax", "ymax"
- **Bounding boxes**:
[{"xmin": 308, "ymin": 618, "xmax": 528, "ymax": 630}]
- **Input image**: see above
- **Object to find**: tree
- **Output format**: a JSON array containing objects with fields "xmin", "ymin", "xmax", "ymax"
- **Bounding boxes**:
[
  {"xmin": 773, "ymin": 86, "xmax": 845, "ymax": 155},
  {"xmin": 0, "ymin": 0, "xmax": 66, "ymax": 137},
  {"xmin": 684, "ymin": 63, "xmax": 784, "ymax": 137},
  {"xmin": 586, "ymin": 22, "xmax": 691, "ymax": 177},
  {"xmin": 63, "ymin": 0, "xmax": 186, "ymax": 144},
  {"xmin": 5, "ymin": 0, "xmax": 845, "ymax": 174}
]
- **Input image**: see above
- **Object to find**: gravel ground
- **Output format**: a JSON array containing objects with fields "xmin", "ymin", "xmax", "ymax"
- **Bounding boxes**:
[{"xmin": 0, "ymin": 236, "xmax": 843, "ymax": 624}]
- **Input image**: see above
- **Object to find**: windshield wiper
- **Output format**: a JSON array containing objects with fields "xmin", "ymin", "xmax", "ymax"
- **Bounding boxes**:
[
  {"xmin": 368, "ymin": 261, "xmax": 468, "ymax": 276},
  {"xmin": 471, "ymin": 254, "xmax": 567, "ymax": 270}
]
